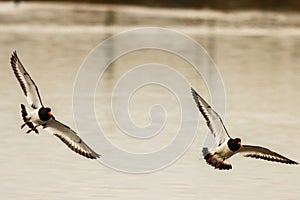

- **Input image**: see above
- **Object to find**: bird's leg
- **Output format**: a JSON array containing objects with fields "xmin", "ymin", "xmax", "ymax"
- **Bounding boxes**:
[
  {"xmin": 206, "ymin": 152, "xmax": 217, "ymax": 164},
  {"xmin": 26, "ymin": 124, "xmax": 40, "ymax": 134},
  {"xmin": 215, "ymin": 158, "xmax": 226, "ymax": 169},
  {"xmin": 215, "ymin": 162, "xmax": 222, "ymax": 169},
  {"xmin": 21, "ymin": 117, "xmax": 31, "ymax": 129}
]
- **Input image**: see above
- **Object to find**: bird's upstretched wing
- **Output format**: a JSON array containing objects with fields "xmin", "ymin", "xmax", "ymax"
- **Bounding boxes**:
[
  {"xmin": 238, "ymin": 145, "xmax": 298, "ymax": 165},
  {"xmin": 43, "ymin": 119, "xmax": 100, "ymax": 159},
  {"xmin": 191, "ymin": 88, "xmax": 230, "ymax": 146},
  {"xmin": 10, "ymin": 51, "xmax": 43, "ymax": 109}
]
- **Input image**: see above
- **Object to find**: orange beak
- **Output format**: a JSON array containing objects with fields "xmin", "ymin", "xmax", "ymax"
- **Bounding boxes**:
[
  {"xmin": 237, "ymin": 141, "xmax": 242, "ymax": 147},
  {"xmin": 48, "ymin": 111, "xmax": 55, "ymax": 119}
]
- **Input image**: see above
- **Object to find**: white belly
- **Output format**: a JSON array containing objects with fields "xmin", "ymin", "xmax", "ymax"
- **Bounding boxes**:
[
  {"xmin": 215, "ymin": 140, "xmax": 235, "ymax": 159},
  {"xmin": 29, "ymin": 109, "xmax": 44, "ymax": 125}
]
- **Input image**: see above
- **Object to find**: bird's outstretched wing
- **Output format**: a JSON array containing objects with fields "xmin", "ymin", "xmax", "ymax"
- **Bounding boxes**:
[
  {"xmin": 43, "ymin": 119, "xmax": 100, "ymax": 159},
  {"xmin": 191, "ymin": 88, "xmax": 230, "ymax": 146},
  {"xmin": 10, "ymin": 51, "xmax": 43, "ymax": 109},
  {"xmin": 238, "ymin": 145, "xmax": 298, "ymax": 165}
]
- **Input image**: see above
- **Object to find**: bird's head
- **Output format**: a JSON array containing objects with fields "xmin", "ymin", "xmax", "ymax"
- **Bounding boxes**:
[
  {"xmin": 38, "ymin": 107, "xmax": 54, "ymax": 121},
  {"xmin": 228, "ymin": 138, "xmax": 242, "ymax": 151}
]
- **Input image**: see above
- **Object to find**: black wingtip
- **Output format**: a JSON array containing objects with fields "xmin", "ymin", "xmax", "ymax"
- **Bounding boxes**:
[
  {"xmin": 191, "ymin": 87, "xmax": 197, "ymax": 96},
  {"xmin": 10, "ymin": 50, "xmax": 19, "ymax": 67},
  {"xmin": 95, "ymin": 153, "xmax": 102, "ymax": 159},
  {"xmin": 190, "ymin": 87, "xmax": 199, "ymax": 103},
  {"xmin": 11, "ymin": 50, "xmax": 18, "ymax": 58}
]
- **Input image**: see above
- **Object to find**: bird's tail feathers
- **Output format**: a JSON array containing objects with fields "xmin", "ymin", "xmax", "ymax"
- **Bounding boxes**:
[
  {"xmin": 202, "ymin": 147, "xmax": 232, "ymax": 170},
  {"xmin": 202, "ymin": 147, "xmax": 210, "ymax": 157}
]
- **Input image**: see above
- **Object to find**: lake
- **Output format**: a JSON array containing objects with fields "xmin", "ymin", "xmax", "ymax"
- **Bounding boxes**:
[{"xmin": 0, "ymin": 2, "xmax": 299, "ymax": 200}]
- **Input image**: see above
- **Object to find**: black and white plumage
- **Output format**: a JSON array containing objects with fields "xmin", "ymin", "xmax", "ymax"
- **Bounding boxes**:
[
  {"xmin": 191, "ymin": 87, "xmax": 298, "ymax": 170},
  {"xmin": 10, "ymin": 51, "xmax": 100, "ymax": 159}
]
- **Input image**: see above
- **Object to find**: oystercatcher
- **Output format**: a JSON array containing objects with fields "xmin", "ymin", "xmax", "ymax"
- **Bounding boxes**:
[
  {"xmin": 191, "ymin": 87, "xmax": 298, "ymax": 170},
  {"xmin": 10, "ymin": 51, "xmax": 100, "ymax": 159}
]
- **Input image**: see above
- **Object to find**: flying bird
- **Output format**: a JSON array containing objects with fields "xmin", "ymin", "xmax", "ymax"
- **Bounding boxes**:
[
  {"xmin": 191, "ymin": 87, "xmax": 298, "ymax": 170},
  {"xmin": 10, "ymin": 51, "xmax": 100, "ymax": 159}
]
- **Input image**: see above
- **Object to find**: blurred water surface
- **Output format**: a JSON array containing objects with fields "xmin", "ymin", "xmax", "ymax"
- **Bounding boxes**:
[{"xmin": 0, "ymin": 2, "xmax": 299, "ymax": 200}]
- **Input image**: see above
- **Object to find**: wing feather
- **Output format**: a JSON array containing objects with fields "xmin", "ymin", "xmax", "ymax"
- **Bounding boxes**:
[
  {"xmin": 239, "ymin": 145, "xmax": 298, "ymax": 165},
  {"xmin": 191, "ymin": 88, "xmax": 230, "ymax": 145},
  {"xmin": 10, "ymin": 51, "xmax": 43, "ymax": 109},
  {"xmin": 43, "ymin": 119, "xmax": 100, "ymax": 159}
]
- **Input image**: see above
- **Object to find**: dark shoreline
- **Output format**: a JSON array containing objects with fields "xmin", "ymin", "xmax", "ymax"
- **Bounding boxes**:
[{"xmin": 11, "ymin": 0, "xmax": 300, "ymax": 12}]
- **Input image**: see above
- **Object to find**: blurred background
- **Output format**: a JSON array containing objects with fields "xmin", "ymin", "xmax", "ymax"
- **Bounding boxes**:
[
  {"xmin": 7, "ymin": 0, "xmax": 300, "ymax": 10},
  {"xmin": 0, "ymin": 0, "xmax": 299, "ymax": 200}
]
